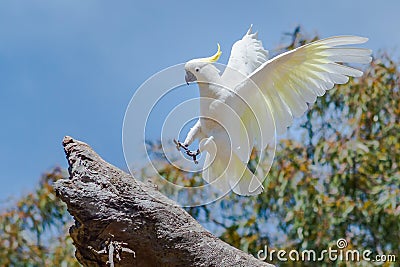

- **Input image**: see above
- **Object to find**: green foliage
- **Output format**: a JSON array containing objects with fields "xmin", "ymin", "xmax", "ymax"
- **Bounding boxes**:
[{"xmin": 0, "ymin": 168, "xmax": 79, "ymax": 266}]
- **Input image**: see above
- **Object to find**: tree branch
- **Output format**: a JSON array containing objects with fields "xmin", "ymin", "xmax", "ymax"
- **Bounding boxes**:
[{"xmin": 54, "ymin": 136, "xmax": 273, "ymax": 267}]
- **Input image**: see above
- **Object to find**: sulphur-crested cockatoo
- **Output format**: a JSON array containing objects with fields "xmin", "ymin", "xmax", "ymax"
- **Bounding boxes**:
[{"xmin": 175, "ymin": 25, "xmax": 371, "ymax": 196}]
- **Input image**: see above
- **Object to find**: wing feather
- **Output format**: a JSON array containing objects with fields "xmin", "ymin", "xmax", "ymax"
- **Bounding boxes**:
[
  {"xmin": 243, "ymin": 35, "xmax": 371, "ymax": 134},
  {"xmin": 221, "ymin": 25, "xmax": 269, "ymax": 88}
]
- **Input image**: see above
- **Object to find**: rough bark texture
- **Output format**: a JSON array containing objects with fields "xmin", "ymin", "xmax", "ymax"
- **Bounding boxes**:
[{"xmin": 54, "ymin": 136, "xmax": 273, "ymax": 267}]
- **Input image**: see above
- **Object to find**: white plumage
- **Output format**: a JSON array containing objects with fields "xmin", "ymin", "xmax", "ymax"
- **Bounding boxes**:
[{"xmin": 179, "ymin": 26, "xmax": 372, "ymax": 196}]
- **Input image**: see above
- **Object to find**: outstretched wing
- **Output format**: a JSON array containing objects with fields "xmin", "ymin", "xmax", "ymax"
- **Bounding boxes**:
[
  {"xmin": 221, "ymin": 25, "xmax": 269, "ymax": 88},
  {"xmin": 210, "ymin": 35, "xmax": 371, "ymax": 195},
  {"xmin": 227, "ymin": 35, "xmax": 372, "ymax": 153},
  {"xmin": 246, "ymin": 35, "xmax": 372, "ymax": 135}
]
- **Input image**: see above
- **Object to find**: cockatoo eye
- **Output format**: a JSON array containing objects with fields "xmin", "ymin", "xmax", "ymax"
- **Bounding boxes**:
[{"xmin": 195, "ymin": 67, "xmax": 200, "ymax": 72}]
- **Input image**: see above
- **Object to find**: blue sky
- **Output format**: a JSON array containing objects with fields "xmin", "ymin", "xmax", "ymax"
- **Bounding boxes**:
[{"xmin": 0, "ymin": 0, "xmax": 399, "ymax": 202}]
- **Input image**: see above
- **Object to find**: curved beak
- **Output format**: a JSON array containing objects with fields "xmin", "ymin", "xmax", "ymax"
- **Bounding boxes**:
[{"xmin": 185, "ymin": 71, "xmax": 197, "ymax": 85}]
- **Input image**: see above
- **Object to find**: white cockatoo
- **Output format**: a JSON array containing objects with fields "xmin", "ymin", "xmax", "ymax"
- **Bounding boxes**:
[{"xmin": 175, "ymin": 25, "xmax": 372, "ymax": 196}]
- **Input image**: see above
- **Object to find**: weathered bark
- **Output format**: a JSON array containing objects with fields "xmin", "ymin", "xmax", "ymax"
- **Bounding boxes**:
[{"xmin": 54, "ymin": 136, "xmax": 273, "ymax": 267}]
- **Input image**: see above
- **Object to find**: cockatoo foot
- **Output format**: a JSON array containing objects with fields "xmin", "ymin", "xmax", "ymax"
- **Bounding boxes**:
[{"xmin": 173, "ymin": 139, "xmax": 201, "ymax": 164}]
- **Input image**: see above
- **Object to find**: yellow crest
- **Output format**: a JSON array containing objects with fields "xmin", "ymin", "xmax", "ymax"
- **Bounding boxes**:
[{"xmin": 202, "ymin": 43, "xmax": 222, "ymax": 63}]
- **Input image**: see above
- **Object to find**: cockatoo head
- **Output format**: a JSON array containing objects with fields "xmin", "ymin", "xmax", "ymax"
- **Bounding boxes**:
[{"xmin": 184, "ymin": 44, "xmax": 222, "ymax": 84}]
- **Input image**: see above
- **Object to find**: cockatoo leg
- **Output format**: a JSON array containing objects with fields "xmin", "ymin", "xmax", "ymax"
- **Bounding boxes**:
[{"xmin": 173, "ymin": 139, "xmax": 201, "ymax": 164}]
